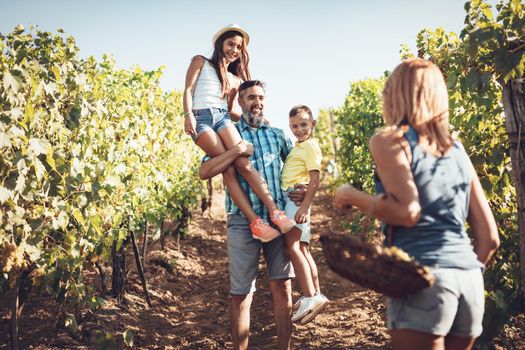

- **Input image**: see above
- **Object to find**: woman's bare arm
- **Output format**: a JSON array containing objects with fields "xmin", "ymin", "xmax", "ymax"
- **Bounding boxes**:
[
  {"xmin": 467, "ymin": 163, "xmax": 500, "ymax": 265},
  {"xmin": 335, "ymin": 128, "xmax": 421, "ymax": 227},
  {"xmin": 183, "ymin": 56, "xmax": 204, "ymax": 135}
]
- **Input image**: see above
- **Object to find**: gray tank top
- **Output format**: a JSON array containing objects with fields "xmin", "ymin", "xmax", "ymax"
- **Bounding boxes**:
[{"xmin": 375, "ymin": 126, "xmax": 483, "ymax": 269}]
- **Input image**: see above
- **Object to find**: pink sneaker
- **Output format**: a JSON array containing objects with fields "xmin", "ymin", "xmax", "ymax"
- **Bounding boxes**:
[
  {"xmin": 270, "ymin": 210, "xmax": 296, "ymax": 233},
  {"xmin": 250, "ymin": 217, "xmax": 281, "ymax": 243}
]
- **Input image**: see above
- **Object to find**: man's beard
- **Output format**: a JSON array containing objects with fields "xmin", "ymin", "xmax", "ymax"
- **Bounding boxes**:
[{"xmin": 242, "ymin": 110, "xmax": 264, "ymax": 128}]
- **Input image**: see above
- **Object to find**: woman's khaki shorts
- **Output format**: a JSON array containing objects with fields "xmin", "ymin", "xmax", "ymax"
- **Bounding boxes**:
[{"xmin": 387, "ymin": 267, "xmax": 484, "ymax": 337}]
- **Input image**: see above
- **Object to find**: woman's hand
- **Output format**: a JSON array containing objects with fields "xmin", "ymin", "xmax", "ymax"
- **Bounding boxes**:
[
  {"xmin": 184, "ymin": 114, "xmax": 197, "ymax": 136},
  {"xmin": 334, "ymin": 184, "xmax": 357, "ymax": 209},
  {"xmin": 295, "ymin": 205, "xmax": 309, "ymax": 224}
]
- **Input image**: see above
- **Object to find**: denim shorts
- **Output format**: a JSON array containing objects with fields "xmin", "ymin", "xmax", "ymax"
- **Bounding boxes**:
[
  {"xmin": 387, "ymin": 267, "xmax": 485, "ymax": 337},
  {"xmin": 283, "ymin": 188, "xmax": 311, "ymax": 243},
  {"xmin": 192, "ymin": 107, "xmax": 233, "ymax": 142},
  {"xmin": 226, "ymin": 214, "xmax": 295, "ymax": 295}
]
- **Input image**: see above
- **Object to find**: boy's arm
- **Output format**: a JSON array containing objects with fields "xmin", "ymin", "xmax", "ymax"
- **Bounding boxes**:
[{"xmin": 295, "ymin": 170, "xmax": 320, "ymax": 223}]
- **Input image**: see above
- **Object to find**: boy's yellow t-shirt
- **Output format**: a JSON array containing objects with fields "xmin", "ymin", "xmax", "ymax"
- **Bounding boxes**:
[{"xmin": 281, "ymin": 138, "xmax": 322, "ymax": 190}]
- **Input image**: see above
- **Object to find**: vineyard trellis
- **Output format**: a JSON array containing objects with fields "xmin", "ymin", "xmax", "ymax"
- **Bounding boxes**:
[{"xmin": 0, "ymin": 25, "xmax": 203, "ymax": 348}]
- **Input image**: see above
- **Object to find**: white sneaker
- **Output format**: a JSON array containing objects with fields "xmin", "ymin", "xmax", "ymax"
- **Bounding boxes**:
[
  {"xmin": 300, "ymin": 294, "xmax": 329, "ymax": 325},
  {"xmin": 319, "ymin": 293, "xmax": 329, "ymax": 303},
  {"xmin": 291, "ymin": 294, "xmax": 328, "ymax": 323},
  {"xmin": 293, "ymin": 296, "xmax": 306, "ymax": 312}
]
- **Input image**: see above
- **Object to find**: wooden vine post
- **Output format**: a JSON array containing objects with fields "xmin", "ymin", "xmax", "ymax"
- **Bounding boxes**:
[{"xmin": 502, "ymin": 78, "xmax": 525, "ymax": 302}]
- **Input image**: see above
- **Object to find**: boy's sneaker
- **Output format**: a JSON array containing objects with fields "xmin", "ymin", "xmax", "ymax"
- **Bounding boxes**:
[
  {"xmin": 291, "ymin": 294, "xmax": 329, "ymax": 324},
  {"xmin": 320, "ymin": 293, "xmax": 329, "ymax": 304},
  {"xmin": 300, "ymin": 294, "xmax": 329, "ymax": 325},
  {"xmin": 270, "ymin": 210, "xmax": 296, "ymax": 233},
  {"xmin": 297, "ymin": 293, "xmax": 327, "ymax": 311},
  {"xmin": 250, "ymin": 217, "xmax": 281, "ymax": 243},
  {"xmin": 293, "ymin": 296, "xmax": 306, "ymax": 312}
]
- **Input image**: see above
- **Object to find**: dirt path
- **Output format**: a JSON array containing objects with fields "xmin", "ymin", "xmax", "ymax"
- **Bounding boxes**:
[
  {"xmin": 2, "ymin": 187, "xmax": 523, "ymax": 349},
  {"xmin": 132, "ymin": 187, "xmax": 391, "ymax": 349}
]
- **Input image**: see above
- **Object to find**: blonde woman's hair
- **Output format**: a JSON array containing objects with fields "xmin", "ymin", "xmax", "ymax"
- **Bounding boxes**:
[{"xmin": 382, "ymin": 58, "xmax": 452, "ymax": 153}]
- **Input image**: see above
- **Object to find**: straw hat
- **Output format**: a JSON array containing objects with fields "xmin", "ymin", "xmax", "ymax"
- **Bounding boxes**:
[{"xmin": 212, "ymin": 24, "xmax": 250, "ymax": 46}]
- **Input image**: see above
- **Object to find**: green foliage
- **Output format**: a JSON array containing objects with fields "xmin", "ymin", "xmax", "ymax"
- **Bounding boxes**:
[
  {"xmin": 122, "ymin": 329, "xmax": 134, "ymax": 348},
  {"xmin": 335, "ymin": 76, "xmax": 386, "ymax": 191},
  {"xmin": 315, "ymin": 108, "xmax": 338, "ymax": 182},
  {"xmin": 460, "ymin": 0, "xmax": 523, "ymax": 344},
  {"xmin": 462, "ymin": 0, "xmax": 525, "ymax": 83},
  {"xmin": 95, "ymin": 331, "xmax": 116, "ymax": 350},
  {"xmin": 0, "ymin": 26, "xmax": 201, "ymax": 310}
]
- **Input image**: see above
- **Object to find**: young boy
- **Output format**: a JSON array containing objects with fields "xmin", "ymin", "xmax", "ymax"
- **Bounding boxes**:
[{"xmin": 281, "ymin": 105, "xmax": 329, "ymax": 324}]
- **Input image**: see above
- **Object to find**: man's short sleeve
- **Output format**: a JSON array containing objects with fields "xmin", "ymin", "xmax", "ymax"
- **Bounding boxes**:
[{"xmin": 278, "ymin": 128, "xmax": 293, "ymax": 161}]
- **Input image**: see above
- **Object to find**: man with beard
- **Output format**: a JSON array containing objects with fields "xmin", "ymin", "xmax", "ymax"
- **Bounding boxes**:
[{"xmin": 199, "ymin": 80, "xmax": 303, "ymax": 350}]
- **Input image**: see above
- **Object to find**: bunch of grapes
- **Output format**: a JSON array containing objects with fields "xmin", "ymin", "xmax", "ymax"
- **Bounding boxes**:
[
  {"xmin": 1, "ymin": 242, "xmax": 29, "ymax": 286},
  {"xmin": 382, "ymin": 246, "xmax": 412, "ymax": 262}
]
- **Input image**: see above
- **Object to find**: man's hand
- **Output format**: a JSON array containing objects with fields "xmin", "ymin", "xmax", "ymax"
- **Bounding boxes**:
[
  {"xmin": 295, "ymin": 205, "xmax": 309, "ymax": 224},
  {"xmin": 236, "ymin": 140, "xmax": 254, "ymax": 157},
  {"xmin": 334, "ymin": 184, "xmax": 356, "ymax": 210},
  {"xmin": 288, "ymin": 183, "xmax": 307, "ymax": 206}
]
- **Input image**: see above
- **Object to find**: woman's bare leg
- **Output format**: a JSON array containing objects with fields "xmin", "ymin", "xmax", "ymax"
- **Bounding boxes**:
[
  {"xmin": 196, "ymin": 130, "xmax": 258, "ymax": 223},
  {"xmin": 390, "ymin": 329, "xmax": 444, "ymax": 350},
  {"xmin": 445, "ymin": 335, "xmax": 476, "ymax": 350}
]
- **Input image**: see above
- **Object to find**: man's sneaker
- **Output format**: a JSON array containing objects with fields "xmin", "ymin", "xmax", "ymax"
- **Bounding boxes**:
[
  {"xmin": 291, "ymin": 294, "xmax": 329, "ymax": 324},
  {"xmin": 270, "ymin": 210, "xmax": 296, "ymax": 233},
  {"xmin": 250, "ymin": 217, "xmax": 281, "ymax": 243}
]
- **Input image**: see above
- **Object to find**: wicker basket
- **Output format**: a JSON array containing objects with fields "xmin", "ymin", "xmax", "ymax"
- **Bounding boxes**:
[{"xmin": 320, "ymin": 229, "xmax": 435, "ymax": 298}]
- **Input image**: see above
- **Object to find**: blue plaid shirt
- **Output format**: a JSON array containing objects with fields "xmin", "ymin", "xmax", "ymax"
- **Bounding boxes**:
[{"xmin": 224, "ymin": 118, "xmax": 293, "ymax": 221}]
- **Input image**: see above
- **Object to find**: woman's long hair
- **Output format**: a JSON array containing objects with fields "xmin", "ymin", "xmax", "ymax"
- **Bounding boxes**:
[
  {"xmin": 209, "ymin": 30, "xmax": 251, "ymax": 99},
  {"xmin": 382, "ymin": 58, "xmax": 452, "ymax": 153}
]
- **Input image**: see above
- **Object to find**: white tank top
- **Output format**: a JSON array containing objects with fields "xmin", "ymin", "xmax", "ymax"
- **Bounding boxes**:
[{"xmin": 192, "ymin": 60, "xmax": 230, "ymax": 109}]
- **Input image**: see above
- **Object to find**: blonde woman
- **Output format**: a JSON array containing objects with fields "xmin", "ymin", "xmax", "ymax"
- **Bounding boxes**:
[{"xmin": 334, "ymin": 58, "xmax": 499, "ymax": 350}]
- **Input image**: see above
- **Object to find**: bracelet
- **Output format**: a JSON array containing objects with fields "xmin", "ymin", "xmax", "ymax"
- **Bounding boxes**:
[{"xmin": 184, "ymin": 112, "xmax": 193, "ymax": 118}]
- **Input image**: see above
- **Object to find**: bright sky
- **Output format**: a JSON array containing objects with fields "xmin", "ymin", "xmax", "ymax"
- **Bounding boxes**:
[{"xmin": 1, "ymin": 0, "xmax": 498, "ymax": 136}]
